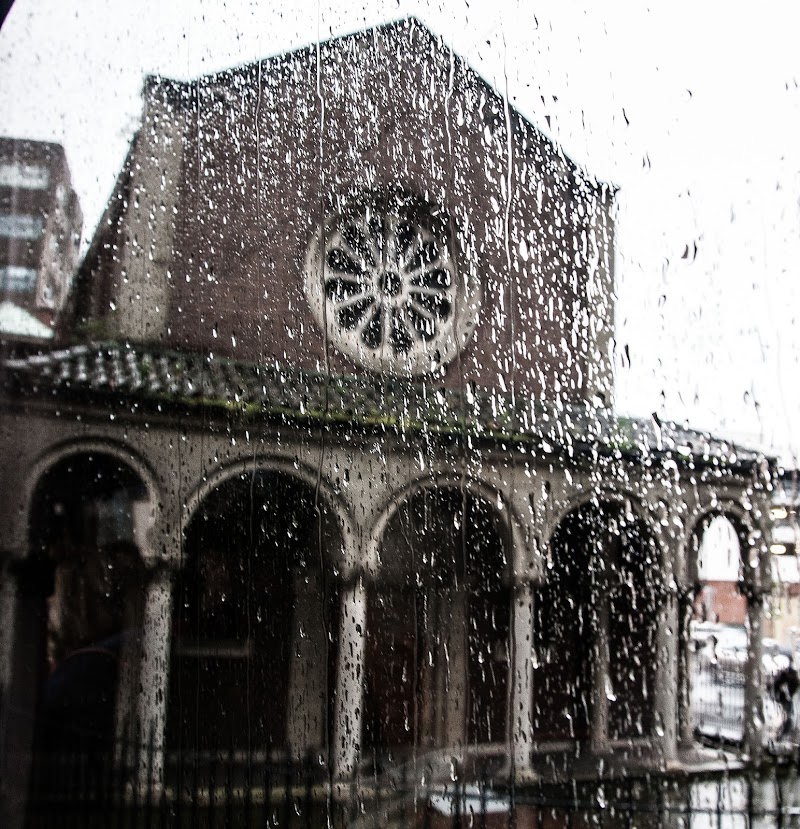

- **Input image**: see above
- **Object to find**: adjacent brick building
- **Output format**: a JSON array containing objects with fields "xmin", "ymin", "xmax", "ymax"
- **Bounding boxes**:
[{"xmin": 0, "ymin": 138, "xmax": 82, "ymax": 344}]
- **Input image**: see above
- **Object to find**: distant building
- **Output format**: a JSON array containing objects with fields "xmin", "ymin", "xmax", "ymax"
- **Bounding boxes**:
[
  {"xmin": 691, "ymin": 473, "xmax": 800, "ymax": 644},
  {"xmin": 765, "ymin": 471, "xmax": 800, "ymax": 644},
  {"xmin": 0, "ymin": 138, "xmax": 82, "ymax": 345}
]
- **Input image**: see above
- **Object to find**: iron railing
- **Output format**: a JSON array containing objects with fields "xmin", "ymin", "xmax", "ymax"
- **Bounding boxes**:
[
  {"xmin": 19, "ymin": 739, "xmax": 800, "ymax": 828},
  {"xmin": 691, "ymin": 645, "xmax": 799, "ymax": 748}
]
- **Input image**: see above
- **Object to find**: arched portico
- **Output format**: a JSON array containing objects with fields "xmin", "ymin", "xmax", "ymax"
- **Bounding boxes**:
[
  {"xmin": 181, "ymin": 454, "xmax": 357, "ymax": 568},
  {"xmin": 363, "ymin": 473, "xmax": 526, "ymax": 576},
  {"xmin": 537, "ymin": 492, "xmax": 662, "ymax": 760},
  {"xmin": 16, "ymin": 438, "xmax": 162, "ymax": 561},
  {"xmin": 167, "ymin": 463, "xmax": 350, "ymax": 770},
  {"xmin": 2, "ymin": 447, "xmax": 155, "ymax": 820},
  {"xmin": 682, "ymin": 502, "xmax": 769, "ymax": 757},
  {"xmin": 174, "ymin": 455, "xmax": 364, "ymax": 778},
  {"xmin": 362, "ymin": 483, "xmax": 513, "ymax": 766}
]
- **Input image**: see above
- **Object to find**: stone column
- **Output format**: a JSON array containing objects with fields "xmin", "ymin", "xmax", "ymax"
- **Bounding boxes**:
[
  {"xmin": 333, "ymin": 574, "xmax": 367, "ymax": 779},
  {"xmin": 135, "ymin": 565, "xmax": 174, "ymax": 792},
  {"xmin": 743, "ymin": 574, "xmax": 766, "ymax": 760},
  {"xmin": 677, "ymin": 585, "xmax": 697, "ymax": 751},
  {"xmin": 511, "ymin": 578, "xmax": 535, "ymax": 773},
  {"xmin": 654, "ymin": 536, "xmax": 679, "ymax": 763},
  {"xmin": 675, "ymin": 526, "xmax": 698, "ymax": 753},
  {"xmin": 590, "ymin": 591, "xmax": 611, "ymax": 754}
]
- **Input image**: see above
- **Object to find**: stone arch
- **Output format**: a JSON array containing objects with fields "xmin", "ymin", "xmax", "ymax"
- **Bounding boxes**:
[
  {"xmin": 18, "ymin": 437, "xmax": 161, "ymax": 562},
  {"xmin": 181, "ymin": 453, "xmax": 357, "ymax": 571},
  {"xmin": 682, "ymin": 500, "xmax": 766, "ymax": 747},
  {"xmin": 362, "ymin": 478, "xmax": 514, "ymax": 758},
  {"xmin": 365, "ymin": 471, "xmax": 525, "ymax": 575},
  {"xmin": 167, "ymin": 457, "xmax": 350, "ymax": 760},
  {"xmin": 544, "ymin": 484, "xmax": 662, "ymax": 553},
  {"xmin": 683, "ymin": 500, "xmax": 765, "ymax": 631},
  {"xmin": 685, "ymin": 500, "xmax": 760, "ymax": 587}
]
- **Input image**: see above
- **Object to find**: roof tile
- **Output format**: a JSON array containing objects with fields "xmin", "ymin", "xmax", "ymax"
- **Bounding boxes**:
[{"xmin": 2, "ymin": 343, "xmax": 767, "ymax": 468}]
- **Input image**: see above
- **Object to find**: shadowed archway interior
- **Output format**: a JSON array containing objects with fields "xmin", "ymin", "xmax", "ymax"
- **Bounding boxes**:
[
  {"xmin": 538, "ymin": 501, "xmax": 659, "ymax": 743},
  {"xmin": 26, "ymin": 453, "xmax": 147, "ymax": 754},
  {"xmin": 167, "ymin": 470, "xmax": 342, "ymax": 757},
  {"xmin": 363, "ymin": 487, "xmax": 511, "ymax": 758}
]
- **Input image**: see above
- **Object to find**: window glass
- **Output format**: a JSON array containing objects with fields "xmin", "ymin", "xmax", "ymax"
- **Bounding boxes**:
[
  {"xmin": 1, "ymin": 3, "xmax": 799, "ymax": 826},
  {"xmin": 0, "ymin": 264, "xmax": 37, "ymax": 292},
  {"xmin": 0, "ymin": 161, "xmax": 50, "ymax": 189},
  {"xmin": 0, "ymin": 213, "xmax": 43, "ymax": 239}
]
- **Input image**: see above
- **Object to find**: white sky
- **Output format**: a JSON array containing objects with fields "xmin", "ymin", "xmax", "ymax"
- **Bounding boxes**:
[{"xmin": 2, "ymin": 0, "xmax": 800, "ymax": 464}]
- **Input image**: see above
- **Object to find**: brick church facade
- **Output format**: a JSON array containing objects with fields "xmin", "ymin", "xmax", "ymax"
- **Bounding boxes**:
[{"xmin": 0, "ymin": 18, "xmax": 774, "ymax": 826}]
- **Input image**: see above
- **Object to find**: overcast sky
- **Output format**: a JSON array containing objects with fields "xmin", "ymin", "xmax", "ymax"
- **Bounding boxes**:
[{"xmin": 2, "ymin": 0, "xmax": 800, "ymax": 463}]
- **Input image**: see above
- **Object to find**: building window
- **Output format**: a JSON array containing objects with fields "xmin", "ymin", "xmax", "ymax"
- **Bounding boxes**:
[
  {"xmin": 0, "ymin": 213, "xmax": 44, "ymax": 240},
  {"xmin": 0, "ymin": 161, "xmax": 50, "ymax": 189},
  {"xmin": 303, "ymin": 188, "xmax": 481, "ymax": 376},
  {"xmin": 0, "ymin": 265, "xmax": 37, "ymax": 293}
]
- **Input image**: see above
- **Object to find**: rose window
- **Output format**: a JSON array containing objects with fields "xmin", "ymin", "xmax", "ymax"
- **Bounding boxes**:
[{"xmin": 304, "ymin": 194, "xmax": 479, "ymax": 375}]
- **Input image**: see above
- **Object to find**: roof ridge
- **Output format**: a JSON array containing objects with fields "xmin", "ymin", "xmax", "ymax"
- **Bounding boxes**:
[
  {"xmin": 143, "ymin": 16, "xmax": 427, "ymax": 91},
  {"xmin": 139, "ymin": 16, "xmax": 597, "ymax": 183}
]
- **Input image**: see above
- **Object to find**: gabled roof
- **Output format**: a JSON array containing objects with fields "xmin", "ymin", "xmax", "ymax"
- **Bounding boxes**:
[
  {"xmin": 142, "ymin": 16, "xmax": 601, "ymax": 188},
  {"xmin": 64, "ymin": 14, "xmax": 617, "ymax": 399}
]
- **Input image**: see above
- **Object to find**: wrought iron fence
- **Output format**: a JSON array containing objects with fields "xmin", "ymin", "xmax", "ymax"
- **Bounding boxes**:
[
  {"xmin": 691, "ymin": 639, "xmax": 799, "ymax": 749},
  {"xmin": 692, "ymin": 658, "xmax": 749, "ymax": 744},
  {"xmin": 20, "ymin": 739, "xmax": 800, "ymax": 829}
]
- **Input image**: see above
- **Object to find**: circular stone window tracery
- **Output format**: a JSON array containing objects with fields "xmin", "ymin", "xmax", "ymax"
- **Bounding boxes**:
[{"xmin": 304, "ymin": 190, "xmax": 480, "ymax": 375}]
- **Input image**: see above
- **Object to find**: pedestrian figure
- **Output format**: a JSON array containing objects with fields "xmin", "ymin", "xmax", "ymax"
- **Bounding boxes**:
[{"xmin": 772, "ymin": 664, "xmax": 799, "ymax": 741}]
